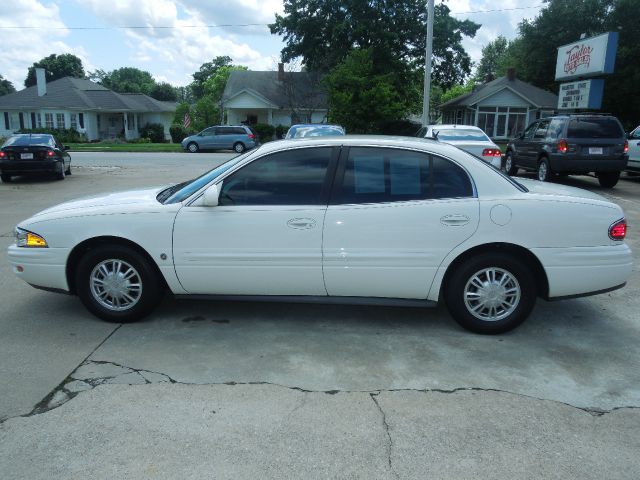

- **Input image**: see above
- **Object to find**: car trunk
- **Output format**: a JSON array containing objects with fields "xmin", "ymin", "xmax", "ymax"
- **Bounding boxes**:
[{"xmin": 1, "ymin": 145, "xmax": 54, "ymax": 161}]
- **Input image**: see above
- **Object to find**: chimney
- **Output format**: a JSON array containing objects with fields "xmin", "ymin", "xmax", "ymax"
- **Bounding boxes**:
[
  {"xmin": 507, "ymin": 68, "xmax": 516, "ymax": 81},
  {"xmin": 36, "ymin": 68, "xmax": 46, "ymax": 96},
  {"xmin": 484, "ymin": 73, "xmax": 495, "ymax": 83},
  {"xmin": 278, "ymin": 63, "xmax": 284, "ymax": 82}
]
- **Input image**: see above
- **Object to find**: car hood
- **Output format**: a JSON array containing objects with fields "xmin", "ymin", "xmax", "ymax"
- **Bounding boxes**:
[
  {"xmin": 516, "ymin": 178, "xmax": 611, "ymax": 203},
  {"xmin": 30, "ymin": 186, "xmax": 167, "ymax": 219}
]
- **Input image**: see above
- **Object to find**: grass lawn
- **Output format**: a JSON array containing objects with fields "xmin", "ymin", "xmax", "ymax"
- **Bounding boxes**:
[{"xmin": 68, "ymin": 143, "xmax": 183, "ymax": 153}]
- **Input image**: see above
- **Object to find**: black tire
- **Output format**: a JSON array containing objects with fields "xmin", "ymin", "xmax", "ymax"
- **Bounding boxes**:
[
  {"xmin": 187, "ymin": 142, "xmax": 199, "ymax": 153},
  {"xmin": 56, "ymin": 162, "xmax": 65, "ymax": 180},
  {"xmin": 537, "ymin": 158, "xmax": 551, "ymax": 182},
  {"xmin": 65, "ymin": 162, "xmax": 71, "ymax": 175},
  {"xmin": 0, "ymin": 173, "xmax": 11, "ymax": 183},
  {"xmin": 233, "ymin": 142, "xmax": 246, "ymax": 153},
  {"xmin": 75, "ymin": 245, "xmax": 163, "ymax": 323},
  {"xmin": 444, "ymin": 253, "xmax": 537, "ymax": 334},
  {"xmin": 597, "ymin": 171, "xmax": 620, "ymax": 188},
  {"xmin": 503, "ymin": 151, "xmax": 518, "ymax": 175}
]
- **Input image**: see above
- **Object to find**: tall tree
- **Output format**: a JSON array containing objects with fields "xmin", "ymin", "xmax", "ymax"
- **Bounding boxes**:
[
  {"xmin": 99, "ymin": 67, "xmax": 156, "ymax": 95},
  {"xmin": 0, "ymin": 74, "xmax": 16, "ymax": 96},
  {"xmin": 271, "ymin": 0, "xmax": 479, "ymax": 88},
  {"xmin": 149, "ymin": 82, "xmax": 178, "ymax": 101},
  {"xmin": 190, "ymin": 56, "xmax": 233, "ymax": 99},
  {"xmin": 474, "ymin": 36, "xmax": 509, "ymax": 83},
  {"xmin": 24, "ymin": 53, "xmax": 85, "ymax": 87}
]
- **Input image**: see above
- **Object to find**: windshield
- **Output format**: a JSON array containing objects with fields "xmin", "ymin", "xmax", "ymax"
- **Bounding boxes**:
[
  {"xmin": 159, "ymin": 152, "xmax": 251, "ymax": 204},
  {"xmin": 3, "ymin": 135, "xmax": 54, "ymax": 147},
  {"xmin": 434, "ymin": 129, "xmax": 489, "ymax": 142}
]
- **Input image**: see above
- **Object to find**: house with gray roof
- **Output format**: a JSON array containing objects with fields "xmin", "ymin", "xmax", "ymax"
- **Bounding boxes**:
[
  {"xmin": 0, "ymin": 70, "xmax": 176, "ymax": 141},
  {"xmin": 222, "ymin": 64, "xmax": 328, "ymax": 127},
  {"xmin": 439, "ymin": 69, "xmax": 558, "ymax": 140}
]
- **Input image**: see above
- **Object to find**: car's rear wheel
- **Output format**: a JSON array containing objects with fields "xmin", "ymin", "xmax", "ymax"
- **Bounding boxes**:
[
  {"xmin": 187, "ymin": 142, "xmax": 199, "ymax": 153},
  {"xmin": 503, "ymin": 152, "xmax": 518, "ymax": 175},
  {"xmin": 444, "ymin": 253, "xmax": 537, "ymax": 334},
  {"xmin": 0, "ymin": 173, "xmax": 11, "ymax": 183},
  {"xmin": 56, "ymin": 162, "xmax": 66, "ymax": 180},
  {"xmin": 75, "ymin": 245, "xmax": 163, "ymax": 323},
  {"xmin": 597, "ymin": 171, "xmax": 620, "ymax": 188},
  {"xmin": 233, "ymin": 142, "xmax": 246, "ymax": 153},
  {"xmin": 537, "ymin": 158, "xmax": 550, "ymax": 182},
  {"xmin": 65, "ymin": 163, "xmax": 72, "ymax": 175}
]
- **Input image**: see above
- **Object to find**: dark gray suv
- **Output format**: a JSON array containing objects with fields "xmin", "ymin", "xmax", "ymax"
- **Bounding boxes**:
[
  {"xmin": 503, "ymin": 114, "xmax": 629, "ymax": 187},
  {"xmin": 181, "ymin": 125, "xmax": 256, "ymax": 153}
]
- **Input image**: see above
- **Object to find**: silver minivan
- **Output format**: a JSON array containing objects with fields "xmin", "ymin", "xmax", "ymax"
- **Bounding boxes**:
[{"xmin": 181, "ymin": 125, "xmax": 257, "ymax": 153}]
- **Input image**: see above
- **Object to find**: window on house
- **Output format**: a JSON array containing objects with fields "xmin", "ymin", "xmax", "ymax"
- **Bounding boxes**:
[
  {"xmin": 3, "ymin": 112, "xmax": 9, "ymax": 130},
  {"xmin": 18, "ymin": 113, "xmax": 24, "ymax": 130},
  {"xmin": 127, "ymin": 113, "xmax": 135, "ymax": 130},
  {"xmin": 97, "ymin": 115, "xmax": 101, "ymax": 130},
  {"xmin": 79, "ymin": 113, "xmax": 84, "ymax": 129},
  {"xmin": 70, "ymin": 114, "xmax": 77, "ymax": 130},
  {"xmin": 56, "ymin": 113, "xmax": 66, "ymax": 128},
  {"xmin": 45, "ymin": 113, "xmax": 54, "ymax": 128},
  {"xmin": 36, "ymin": 113, "xmax": 42, "ymax": 128}
]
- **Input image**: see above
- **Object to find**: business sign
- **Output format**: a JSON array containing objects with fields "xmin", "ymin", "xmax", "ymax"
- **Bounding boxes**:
[
  {"xmin": 555, "ymin": 32, "xmax": 618, "ymax": 81},
  {"xmin": 557, "ymin": 79, "xmax": 605, "ymax": 110}
]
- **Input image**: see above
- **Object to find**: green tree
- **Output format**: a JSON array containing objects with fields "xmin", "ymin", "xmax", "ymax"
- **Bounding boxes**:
[
  {"xmin": 203, "ymin": 65, "xmax": 248, "ymax": 101},
  {"xmin": 190, "ymin": 56, "xmax": 233, "ymax": 99},
  {"xmin": 474, "ymin": 36, "xmax": 509, "ymax": 83},
  {"xmin": 149, "ymin": 82, "xmax": 178, "ymax": 101},
  {"xmin": 440, "ymin": 79, "xmax": 476, "ymax": 105},
  {"xmin": 24, "ymin": 53, "xmax": 85, "ymax": 87},
  {"xmin": 271, "ymin": 0, "xmax": 479, "ymax": 88},
  {"xmin": 99, "ymin": 67, "xmax": 156, "ymax": 95},
  {"xmin": 0, "ymin": 74, "xmax": 16, "ymax": 96},
  {"xmin": 324, "ymin": 48, "xmax": 407, "ymax": 133}
]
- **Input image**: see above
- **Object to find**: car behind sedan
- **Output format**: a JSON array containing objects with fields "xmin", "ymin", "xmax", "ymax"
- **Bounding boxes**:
[
  {"xmin": 7, "ymin": 137, "xmax": 632, "ymax": 334},
  {"xmin": 285, "ymin": 124, "xmax": 345, "ymax": 139},
  {"xmin": 0, "ymin": 134, "xmax": 71, "ymax": 182},
  {"xmin": 416, "ymin": 125, "xmax": 502, "ymax": 168}
]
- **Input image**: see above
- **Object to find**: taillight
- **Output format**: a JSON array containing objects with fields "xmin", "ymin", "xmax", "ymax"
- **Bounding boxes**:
[
  {"xmin": 624, "ymin": 140, "xmax": 629, "ymax": 154},
  {"xmin": 558, "ymin": 139, "xmax": 568, "ymax": 153},
  {"xmin": 609, "ymin": 219, "xmax": 627, "ymax": 241},
  {"xmin": 47, "ymin": 150, "xmax": 55, "ymax": 157},
  {"xmin": 248, "ymin": 133, "xmax": 255, "ymax": 139},
  {"xmin": 482, "ymin": 148, "xmax": 502, "ymax": 157},
  {"xmin": 0, "ymin": 151, "xmax": 5, "ymax": 158}
]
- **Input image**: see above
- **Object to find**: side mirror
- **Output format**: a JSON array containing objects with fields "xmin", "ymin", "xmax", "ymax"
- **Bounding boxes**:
[
  {"xmin": 63, "ymin": 145, "xmax": 70, "ymax": 151},
  {"xmin": 202, "ymin": 184, "xmax": 220, "ymax": 207}
]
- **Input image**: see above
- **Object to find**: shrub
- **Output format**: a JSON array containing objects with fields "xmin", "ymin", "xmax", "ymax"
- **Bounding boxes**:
[
  {"xmin": 275, "ymin": 124, "xmax": 287, "ymax": 139},
  {"xmin": 253, "ymin": 123, "xmax": 275, "ymax": 143},
  {"xmin": 129, "ymin": 137, "xmax": 151, "ymax": 144},
  {"xmin": 138, "ymin": 123, "xmax": 166, "ymax": 143},
  {"xmin": 17, "ymin": 127, "xmax": 87, "ymax": 143},
  {"xmin": 169, "ymin": 124, "xmax": 188, "ymax": 143}
]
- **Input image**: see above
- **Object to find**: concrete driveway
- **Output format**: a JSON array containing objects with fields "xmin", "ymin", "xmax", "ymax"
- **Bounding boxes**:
[{"xmin": 1, "ymin": 151, "xmax": 639, "ymax": 479}]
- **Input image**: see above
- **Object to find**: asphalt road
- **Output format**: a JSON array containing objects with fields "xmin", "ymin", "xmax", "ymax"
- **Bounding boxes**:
[{"xmin": 1, "ymin": 151, "xmax": 639, "ymax": 479}]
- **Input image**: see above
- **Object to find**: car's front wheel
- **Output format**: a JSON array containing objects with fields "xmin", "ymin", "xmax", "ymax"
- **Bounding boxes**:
[
  {"xmin": 187, "ymin": 142, "xmax": 199, "ymax": 153},
  {"xmin": 444, "ymin": 253, "xmax": 537, "ymax": 334},
  {"xmin": 597, "ymin": 171, "xmax": 620, "ymax": 188},
  {"xmin": 75, "ymin": 245, "xmax": 163, "ymax": 323}
]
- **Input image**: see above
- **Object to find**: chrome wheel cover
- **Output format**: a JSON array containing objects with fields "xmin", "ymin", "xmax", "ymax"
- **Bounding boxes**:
[
  {"xmin": 463, "ymin": 267, "xmax": 521, "ymax": 322},
  {"xmin": 504, "ymin": 155, "xmax": 512, "ymax": 172},
  {"xmin": 90, "ymin": 259, "xmax": 142, "ymax": 311},
  {"xmin": 538, "ymin": 162, "xmax": 548, "ymax": 181}
]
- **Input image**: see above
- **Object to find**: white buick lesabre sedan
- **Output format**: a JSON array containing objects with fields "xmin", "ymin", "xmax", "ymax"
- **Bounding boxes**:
[{"xmin": 8, "ymin": 137, "xmax": 632, "ymax": 334}]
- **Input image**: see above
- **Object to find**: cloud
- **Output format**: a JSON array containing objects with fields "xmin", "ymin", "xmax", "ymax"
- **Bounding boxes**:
[{"xmin": 0, "ymin": 0, "xmax": 80, "ymax": 87}]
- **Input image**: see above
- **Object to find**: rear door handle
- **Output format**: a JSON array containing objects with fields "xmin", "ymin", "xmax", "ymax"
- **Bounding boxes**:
[
  {"xmin": 441, "ymin": 214, "xmax": 470, "ymax": 226},
  {"xmin": 287, "ymin": 218, "xmax": 317, "ymax": 230}
]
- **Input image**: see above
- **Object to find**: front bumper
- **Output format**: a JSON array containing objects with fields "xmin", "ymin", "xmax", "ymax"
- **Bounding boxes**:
[
  {"xmin": 7, "ymin": 244, "xmax": 71, "ymax": 292},
  {"xmin": 0, "ymin": 159, "xmax": 63, "ymax": 175}
]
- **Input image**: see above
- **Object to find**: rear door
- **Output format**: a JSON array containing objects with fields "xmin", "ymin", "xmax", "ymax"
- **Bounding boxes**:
[
  {"xmin": 322, "ymin": 147, "xmax": 479, "ymax": 299},
  {"xmin": 629, "ymin": 127, "xmax": 640, "ymax": 170}
]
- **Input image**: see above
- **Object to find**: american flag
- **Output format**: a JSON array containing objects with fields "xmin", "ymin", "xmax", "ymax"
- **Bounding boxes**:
[{"xmin": 183, "ymin": 112, "xmax": 191, "ymax": 129}]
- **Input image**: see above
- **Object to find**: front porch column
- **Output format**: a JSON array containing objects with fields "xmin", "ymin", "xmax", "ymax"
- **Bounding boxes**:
[{"xmin": 123, "ymin": 113, "xmax": 130, "ymax": 140}]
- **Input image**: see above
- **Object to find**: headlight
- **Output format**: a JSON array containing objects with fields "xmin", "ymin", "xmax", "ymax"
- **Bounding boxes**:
[{"xmin": 15, "ymin": 228, "xmax": 48, "ymax": 248}]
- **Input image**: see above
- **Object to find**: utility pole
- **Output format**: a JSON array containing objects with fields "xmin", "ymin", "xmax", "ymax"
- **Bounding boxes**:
[{"xmin": 422, "ymin": 0, "xmax": 434, "ymax": 126}]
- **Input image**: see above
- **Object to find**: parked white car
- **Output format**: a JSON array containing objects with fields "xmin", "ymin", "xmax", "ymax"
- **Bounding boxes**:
[
  {"xmin": 8, "ymin": 137, "xmax": 632, "ymax": 333},
  {"xmin": 416, "ymin": 124, "xmax": 503, "ymax": 168},
  {"xmin": 627, "ymin": 125, "xmax": 640, "ymax": 173}
]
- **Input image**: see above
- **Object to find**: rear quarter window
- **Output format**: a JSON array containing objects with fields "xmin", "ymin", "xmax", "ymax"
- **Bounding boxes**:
[{"xmin": 567, "ymin": 118, "xmax": 624, "ymax": 139}]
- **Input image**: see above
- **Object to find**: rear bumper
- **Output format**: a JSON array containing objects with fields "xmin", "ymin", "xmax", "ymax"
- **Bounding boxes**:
[
  {"xmin": 549, "ymin": 155, "xmax": 628, "ymax": 173},
  {"xmin": 531, "ymin": 244, "xmax": 633, "ymax": 298},
  {"xmin": 0, "ymin": 159, "xmax": 62, "ymax": 175}
]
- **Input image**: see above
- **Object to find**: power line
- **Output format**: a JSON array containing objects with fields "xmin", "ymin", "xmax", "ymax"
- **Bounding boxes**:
[{"xmin": 450, "ymin": 4, "xmax": 544, "ymax": 15}]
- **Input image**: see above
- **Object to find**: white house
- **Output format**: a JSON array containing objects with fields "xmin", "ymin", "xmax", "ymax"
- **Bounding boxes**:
[
  {"xmin": 0, "ymin": 70, "xmax": 176, "ymax": 141},
  {"xmin": 222, "ymin": 64, "xmax": 328, "ymax": 127},
  {"xmin": 439, "ymin": 69, "xmax": 559, "ymax": 140}
]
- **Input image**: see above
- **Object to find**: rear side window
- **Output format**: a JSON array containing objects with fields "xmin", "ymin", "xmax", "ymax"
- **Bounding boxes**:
[
  {"xmin": 336, "ymin": 147, "xmax": 473, "ymax": 204},
  {"xmin": 546, "ymin": 119, "xmax": 564, "ymax": 140},
  {"xmin": 567, "ymin": 118, "xmax": 624, "ymax": 139}
]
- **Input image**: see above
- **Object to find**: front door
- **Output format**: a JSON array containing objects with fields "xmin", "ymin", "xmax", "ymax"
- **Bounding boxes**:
[
  {"xmin": 323, "ymin": 147, "xmax": 479, "ymax": 299},
  {"xmin": 173, "ymin": 147, "xmax": 335, "ymax": 295}
]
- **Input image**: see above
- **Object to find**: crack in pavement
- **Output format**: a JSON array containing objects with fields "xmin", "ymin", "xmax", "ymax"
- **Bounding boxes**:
[
  {"xmin": 370, "ymin": 392, "xmax": 398, "ymax": 479},
  {"xmin": 2, "ymin": 358, "xmax": 639, "ymax": 425}
]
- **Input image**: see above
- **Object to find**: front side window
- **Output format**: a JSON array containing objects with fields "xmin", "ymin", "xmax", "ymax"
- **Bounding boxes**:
[
  {"xmin": 220, "ymin": 147, "xmax": 332, "ymax": 206},
  {"xmin": 534, "ymin": 120, "xmax": 549, "ymax": 139},
  {"xmin": 201, "ymin": 127, "xmax": 215, "ymax": 136},
  {"xmin": 335, "ymin": 148, "xmax": 473, "ymax": 204},
  {"xmin": 522, "ymin": 122, "xmax": 538, "ymax": 140}
]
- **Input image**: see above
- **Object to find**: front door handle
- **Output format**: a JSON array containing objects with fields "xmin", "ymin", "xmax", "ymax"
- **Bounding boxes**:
[
  {"xmin": 287, "ymin": 218, "xmax": 317, "ymax": 230},
  {"xmin": 441, "ymin": 214, "xmax": 470, "ymax": 226}
]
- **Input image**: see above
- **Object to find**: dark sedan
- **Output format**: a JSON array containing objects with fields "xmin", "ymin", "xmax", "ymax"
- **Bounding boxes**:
[{"xmin": 0, "ymin": 134, "xmax": 71, "ymax": 182}]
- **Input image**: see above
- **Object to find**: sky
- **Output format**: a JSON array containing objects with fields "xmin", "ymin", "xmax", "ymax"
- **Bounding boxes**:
[{"xmin": 0, "ymin": 0, "xmax": 545, "ymax": 90}]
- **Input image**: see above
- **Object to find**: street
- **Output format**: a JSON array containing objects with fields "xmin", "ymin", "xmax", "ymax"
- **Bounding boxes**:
[{"xmin": 1, "ymin": 151, "xmax": 639, "ymax": 479}]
